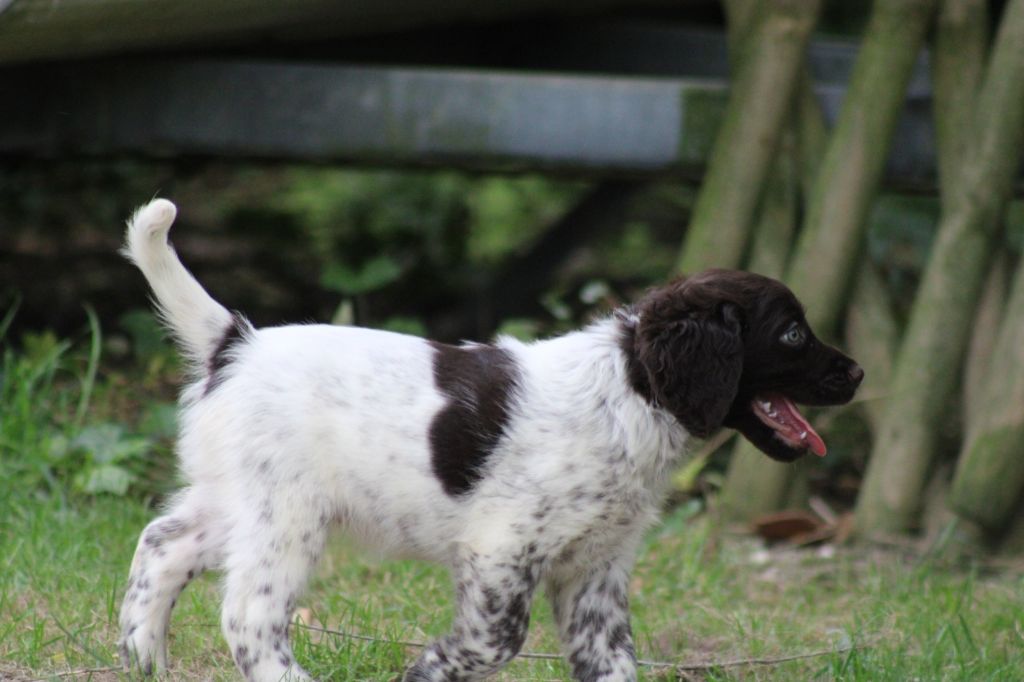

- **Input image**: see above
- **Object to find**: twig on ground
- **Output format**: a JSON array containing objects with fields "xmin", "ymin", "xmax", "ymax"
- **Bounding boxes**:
[
  {"xmin": 37, "ymin": 622, "xmax": 865, "ymax": 679},
  {"xmin": 657, "ymin": 645, "xmax": 866, "ymax": 672},
  {"xmin": 32, "ymin": 666, "xmax": 120, "ymax": 680},
  {"xmin": 294, "ymin": 621, "xmax": 866, "ymax": 672}
]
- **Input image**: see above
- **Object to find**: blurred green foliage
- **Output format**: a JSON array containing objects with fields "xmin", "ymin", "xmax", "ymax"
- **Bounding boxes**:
[
  {"xmin": 225, "ymin": 167, "xmax": 597, "ymax": 336},
  {"xmin": 272, "ymin": 168, "xmax": 582, "ymax": 279},
  {"xmin": 866, "ymin": 193, "xmax": 1024, "ymax": 322},
  {"xmin": 4, "ymin": 161, "xmax": 1022, "ymax": 506},
  {"xmin": 0, "ymin": 296, "xmax": 178, "ymax": 501}
]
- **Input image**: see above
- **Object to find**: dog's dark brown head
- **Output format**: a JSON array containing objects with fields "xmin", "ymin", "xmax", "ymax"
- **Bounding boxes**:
[{"xmin": 622, "ymin": 269, "xmax": 863, "ymax": 461}]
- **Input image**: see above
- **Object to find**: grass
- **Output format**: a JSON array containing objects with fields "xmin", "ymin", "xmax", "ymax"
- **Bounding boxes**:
[
  {"xmin": 3, "ymin": 496, "xmax": 1023, "ymax": 681},
  {"xmin": 2, "ymin": 322, "xmax": 1023, "ymax": 681}
]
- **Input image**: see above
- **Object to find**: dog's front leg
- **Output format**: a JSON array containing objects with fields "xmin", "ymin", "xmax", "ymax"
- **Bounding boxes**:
[
  {"xmin": 547, "ymin": 557, "xmax": 637, "ymax": 682},
  {"xmin": 403, "ymin": 547, "xmax": 540, "ymax": 682}
]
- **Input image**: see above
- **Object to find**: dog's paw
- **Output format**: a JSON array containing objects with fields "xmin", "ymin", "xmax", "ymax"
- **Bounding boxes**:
[{"xmin": 118, "ymin": 623, "xmax": 167, "ymax": 676}]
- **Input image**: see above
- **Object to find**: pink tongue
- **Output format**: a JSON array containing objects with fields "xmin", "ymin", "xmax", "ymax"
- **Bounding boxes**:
[{"xmin": 770, "ymin": 394, "xmax": 827, "ymax": 457}]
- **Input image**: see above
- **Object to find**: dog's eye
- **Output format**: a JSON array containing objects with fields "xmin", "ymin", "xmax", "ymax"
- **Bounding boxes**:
[{"xmin": 780, "ymin": 325, "xmax": 806, "ymax": 347}]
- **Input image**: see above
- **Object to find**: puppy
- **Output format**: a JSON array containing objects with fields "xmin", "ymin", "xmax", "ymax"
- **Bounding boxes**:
[{"xmin": 118, "ymin": 198, "xmax": 862, "ymax": 681}]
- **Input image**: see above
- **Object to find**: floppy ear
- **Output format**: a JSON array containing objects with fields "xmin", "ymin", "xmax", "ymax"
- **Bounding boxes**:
[{"xmin": 636, "ymin": 297, "xmax": 744, "ymax": 438}]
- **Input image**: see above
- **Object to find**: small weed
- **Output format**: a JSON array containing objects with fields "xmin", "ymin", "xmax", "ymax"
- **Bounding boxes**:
[{"xmin": 0, "ymin": 305, "xmax": 174, "ymax": 501}]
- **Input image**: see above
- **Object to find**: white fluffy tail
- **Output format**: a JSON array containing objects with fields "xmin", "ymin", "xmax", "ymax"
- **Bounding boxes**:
[{"xmin": 122, "ymin": 199, "xmax": 234, "ymax": 368}]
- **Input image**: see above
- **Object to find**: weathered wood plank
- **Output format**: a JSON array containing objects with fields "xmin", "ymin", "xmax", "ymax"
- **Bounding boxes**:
[
  {"xmin": 0, "ymin": 60, "xmax": 708, "ymax": 171},
  {"xmin": 0, "ymin": 59, "xmax": 950, "ymax": 188},
  {"xmin": 0, "ymin": 0, "xmax": 676, "ymax": 65}
]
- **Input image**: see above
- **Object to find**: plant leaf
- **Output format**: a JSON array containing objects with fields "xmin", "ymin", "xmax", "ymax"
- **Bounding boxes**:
[
  {"xmin": 320, "ymin": 256, "xmax": 402, "ymax": 295},
  {"xmin": 78, "ymin": 464, "xmax": 134, "ymax": 496}
]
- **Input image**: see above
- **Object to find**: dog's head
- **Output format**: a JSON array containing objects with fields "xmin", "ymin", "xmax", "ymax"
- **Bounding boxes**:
[{"xmin": 624, "ymin": 269, "xmax": 863, "ymax": 461}]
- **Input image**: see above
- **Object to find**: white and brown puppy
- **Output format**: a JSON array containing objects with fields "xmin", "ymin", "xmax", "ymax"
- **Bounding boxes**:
[{"xmin": 118, "ymin": 199, "xmax": 862, "ymax": 682}]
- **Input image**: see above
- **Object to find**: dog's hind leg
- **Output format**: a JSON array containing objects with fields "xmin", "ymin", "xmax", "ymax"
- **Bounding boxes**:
[
  {"xmin": 118, "ymin": 488, "xmax": 224, "ymax": 675},
  {"xmin": 219, "ymin": 490, "xmax": 329, "ymax": 682}
]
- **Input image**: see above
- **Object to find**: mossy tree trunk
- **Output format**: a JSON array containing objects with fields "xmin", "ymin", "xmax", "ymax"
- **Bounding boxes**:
[
  {"xmin": 784, "ymin": 29, "xmax": 902, "ymax": 451},
  {"xmin": 949, "ymin": 261, "xmax": 1024, "ymax": 532},
  {"xmin": 845, "ymin": 264, "xmax": 899, "ymax": 432},
  {"xmin": 913, "ymin": 0, "xmax": 992, "ymax": 551},
  {"xmin": 934, "ymin": 0, "xmax": 997, "ymax": 432},
  {"xmin": 720, "ymin": 0, "xmax": 932, "ymax": 521},
  {"xmin": 792, "ymin": 64, "xmax": 900, "ymax": 426},
  {"xmin": 712, "ymin": 0, "xmax": 811, "ymax": 520},
  {"xmin": 998, "ymin": 497, "xmax": 1024, "ymax": 555},
  {"xmin": 932, "ymin": 0, "xmax": 990, "ymax": 215},
  {"xmin": 720, "ymin": 123, "xmax": 805, "ymax": 520},
  {"xmin": 933, "ymin": 0, "xmax": 1010, "ymax": 437},
  {"xmin": 857, "ymin": 0, "xmax": 1024, "ymax": 536},
  {"xmin": 676, "ymin": 0, "xmax": 820, "ymax": 273},
  {"xmin": 963, "ymin": 253, "xmax": 1010, "ymax": 428},
  {"xmin": 785, "ymin": 0, "xmax": 937, "ymax": 338}
]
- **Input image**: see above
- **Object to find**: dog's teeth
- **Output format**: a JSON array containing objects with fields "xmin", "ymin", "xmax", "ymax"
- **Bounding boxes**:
[{"xmin": 800, "ymin": 430, "xmax": 807, "ymax": 439}]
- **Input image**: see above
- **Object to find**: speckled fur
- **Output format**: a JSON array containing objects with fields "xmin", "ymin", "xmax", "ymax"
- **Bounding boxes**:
[{"xmin": 117, "ymin": 199, "xmax": 858, "ymax": 682}]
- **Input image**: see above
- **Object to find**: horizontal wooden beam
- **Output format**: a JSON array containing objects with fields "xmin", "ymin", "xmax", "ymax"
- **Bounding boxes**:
[
  {"xmin": 0, "ymin": 58, "xmax": 949, "ymax": 190},
  {"xmin": 0, "ymin": 0, "xmax": 681, "ymax": 65}
]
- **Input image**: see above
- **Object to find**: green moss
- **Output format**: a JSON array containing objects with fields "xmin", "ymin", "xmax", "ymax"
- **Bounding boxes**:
[
  {"xmin": 677, "ymin": 86, "xmax": 728, "ymax": 168},
  {"xmin": 951, "ymin": 425, "xmax": 1024, "ymax": 529}
]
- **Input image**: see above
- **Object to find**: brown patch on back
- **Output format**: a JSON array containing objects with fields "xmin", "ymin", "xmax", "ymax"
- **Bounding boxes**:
[{"xmin": 428, "ymin": 341, "xmax": 520, "ymax": 496}]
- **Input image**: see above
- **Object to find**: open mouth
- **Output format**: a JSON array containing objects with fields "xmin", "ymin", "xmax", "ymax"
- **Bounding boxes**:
[{"xmin": 751, "ymin": 393, "xmax": 827, "ymax": 457}]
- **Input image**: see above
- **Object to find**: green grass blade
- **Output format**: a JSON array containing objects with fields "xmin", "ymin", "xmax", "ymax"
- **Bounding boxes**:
[
  {"xmin": 74, "ymin": 305, "xmax": 102, "ymax": 431},
  {"xmin": 0, "ymin": 294, "xmax": 21, "ymax": 343}
]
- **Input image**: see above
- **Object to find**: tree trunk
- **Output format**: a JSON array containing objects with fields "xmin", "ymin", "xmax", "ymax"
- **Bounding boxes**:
[
  {"xmin": 850, "ymin": 0, "xmax": 986, "ymax": 437},
  {"xmin": 713, "ymin": 0, "xmax": 809, "ymax": 520},
  {"xmin": 676, "ymin": 0, "xmax": 821, "ymax": 273},
  {"xmin": 794, "ymin": 71, "xmax": 828, "ymax": 198},
  {"xmin": 933, "ymin": 0, "xmax": 999, "ymax": 432},
  {"xmin": 998, "ymin": 497, "xmax": 1024, "ymax": 555},
  {"xmin": 909, "ymin": 0, "xmax": 991, "ymax": 555},
  {"xmin": 963, "ymin": 253, "xmax": 1011, "ymax": 427},
  {"xmin": 793, "ymin": 36, "xmax": 901, "ymax": 437},
  {"xmin": 745, "ymin": 128, "xmax": 800, "ymax": 277},
  {"xmin": 949, "ymin": 258, "xmax": 1024, "ymax": 531},
  {"xmin": 793, "ymin": 66, "xmax": 900, "ymax": 424},
  {"xmin": 785, "ymin": 0, "xmax": 937, "ymax": 338},
  {"xmin": 845, "ymin": 264, "xmax": 899, "ymax": 432},
  {"xmin": 857, "ymin": 0, "xmax": 1024, "ymax": 536},
  {"xmin": 720, "ymin": 125, "xmax": 804, "ymax": 520},
  {"xmin": 932, "ymin": 0, "xmax": 990, "ymax": 214},
  {"xmin": 719, "ymin": 0, "xmax": 928, "ymax": 520}
]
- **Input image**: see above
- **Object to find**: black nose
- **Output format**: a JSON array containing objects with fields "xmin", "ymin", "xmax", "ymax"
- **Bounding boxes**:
[{"xmin": 848, "ymin": 363, "xmax": 864, "ymax": 386}]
